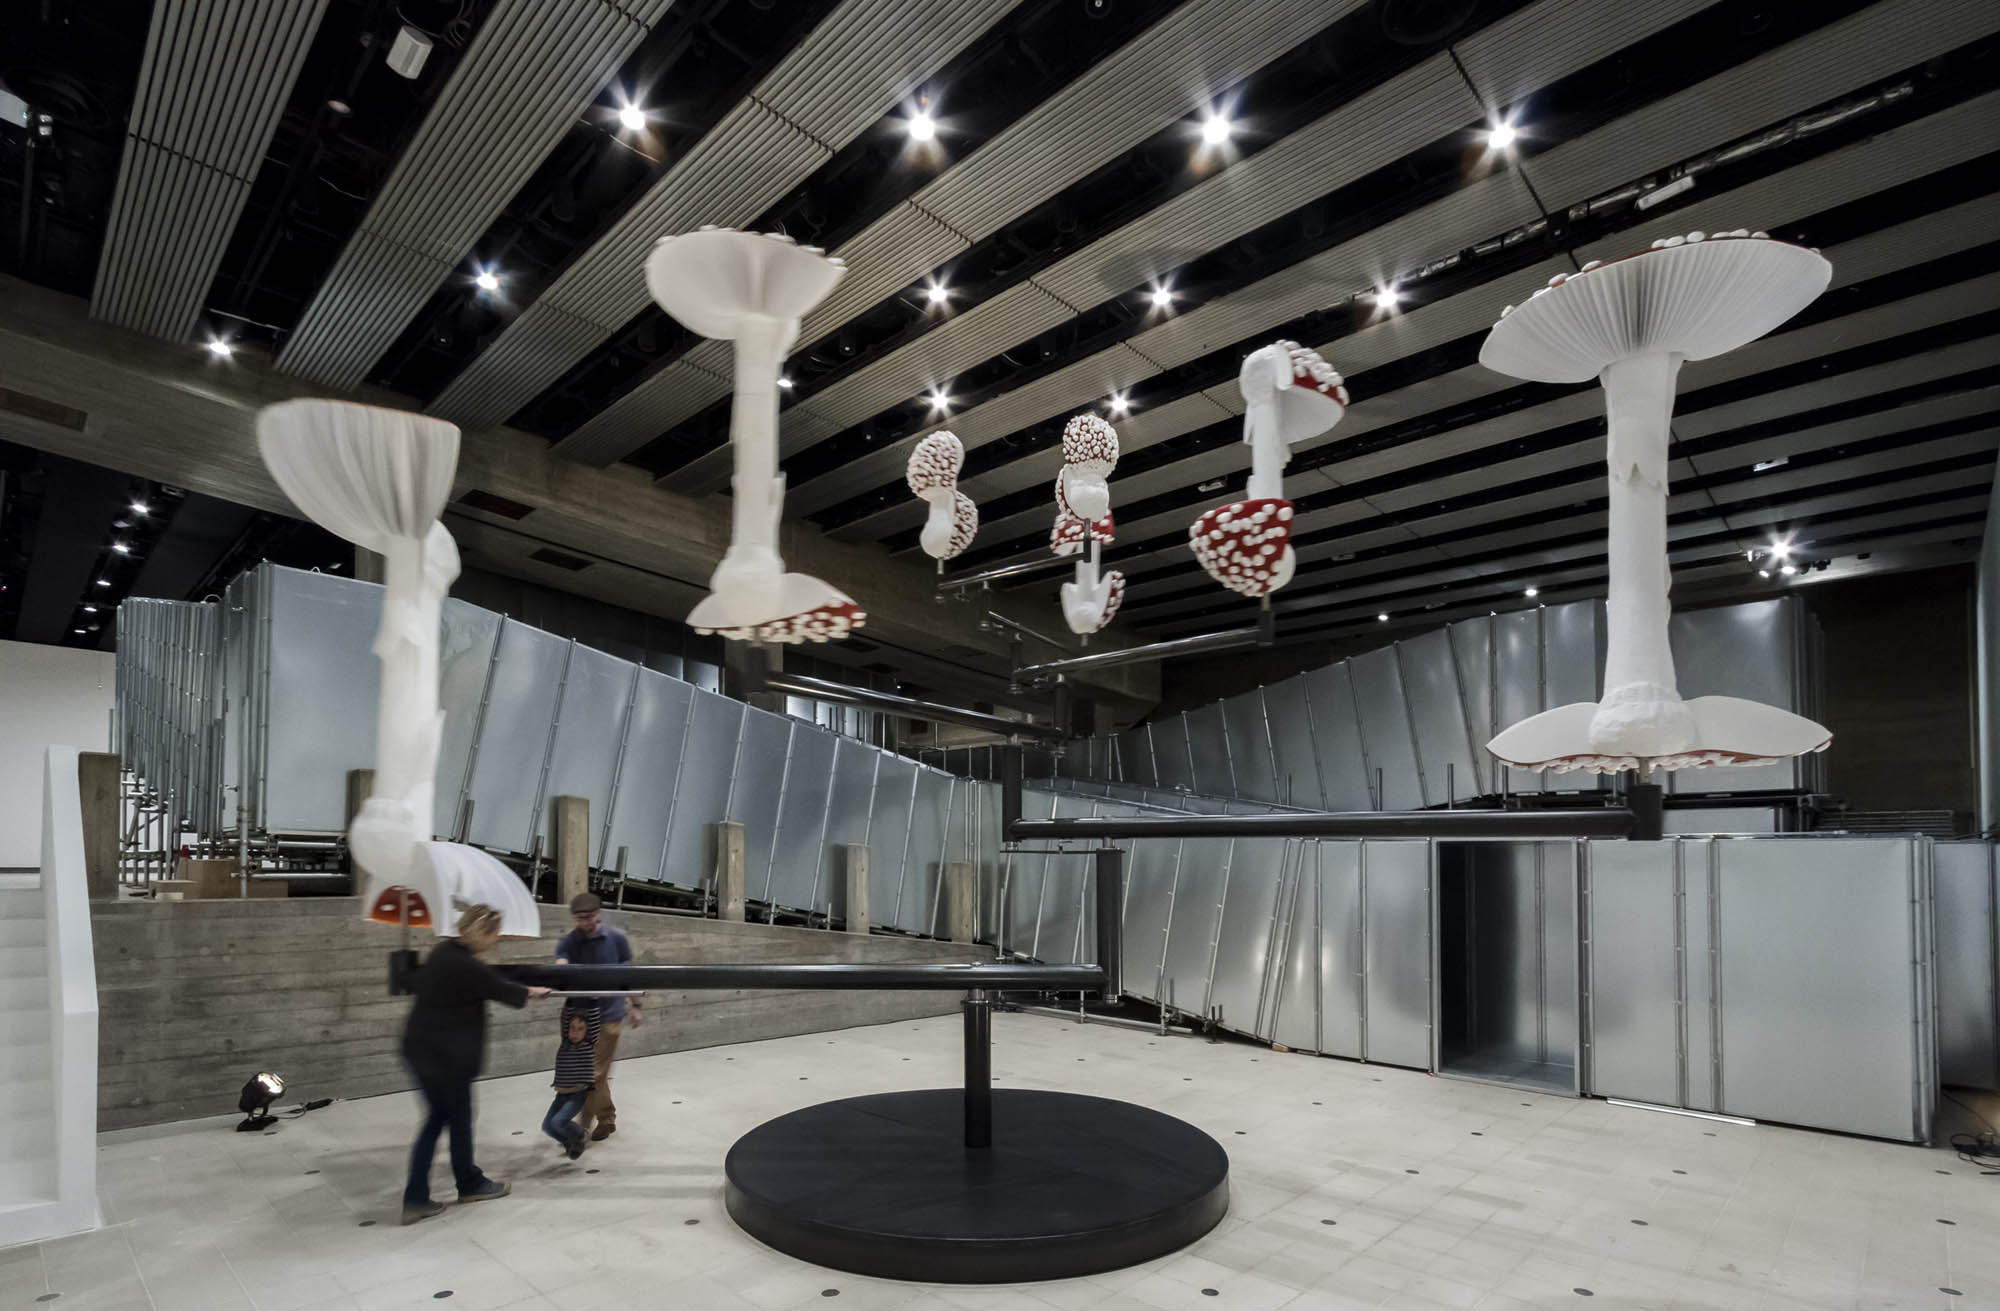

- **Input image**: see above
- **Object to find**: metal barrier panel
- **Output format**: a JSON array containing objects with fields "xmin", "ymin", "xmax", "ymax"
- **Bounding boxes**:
[
  {"xmin": 728, "ymin": 708, "xmax": 794, "ymax": 910},
  {"xmin": 1122, "ymin": 836, "xmax": 1183, "ymax": 1006},
  {"xmin": 1186, "ymin": 702, "xmax": 1235, "ymax": 798},
  {"xmin": 1036, "ymin": 796, "xmax": 1097, "ymax": 959},
  {"xmin": 533, "ymin": 643, "xmax": 632, "ymax": 855},
  {"xmin": 1220, "ymin": 691, "xmax": 1277, "ymax": 804},
  {"xmin": 899, "ymin": 768, "xmax": 954, "ymax": 933},
  {"xmin": 819, "ymin": 737, "xmax": 880, "ymax": 922},
  {"xmin": 1304, "ymin": 664, "xmax": 1372, "ymax": 810},
  {"xmin": 263, "ymin": 569, "xmax": 381, "ymax": 831},
  {"xmin": 1681, "ymin": 838, "xmax": 1719, "ymax": 1112},
  {"xmin": 1314, "ymin": 841, "xmax": 1364, "ymax": 1059},
  {"xmin": 1152, "ymin": 714, "xmax": 1195, "ymax": 793},
  {"xmin": 1448, "ymin": 618, "xmax": 1496, "ymax": 797},
  {"xmin": 1399, "ymin": 629, "xmax": 1480, "ymax": 808},
  {"xmin": 1163, "ymin": 837, "xmax": 1234, "ymax": 1017},
  {"xmin": 1115, "ymin": 725, "xmax": 1156, "ymax": 788},
  {"xmin": 1492, "ymin": 610, "xmax": 1545, "ymax": 796},
  {"xmin": 1362, "ymin": 839, "xmax": 1432, "ymax": 1070},
  {"xmin": 1935, "ymin": 842, "xmax": 1999, "ymax": 1090},
  {"xmin": 463, "ymin": 621, "xmax": 567, "ymax": 854},
  {"xmin": 660, "ymin": 690, "xmax": 743, "ymax": 889},
  {"xmin": 867, "ymin": 755, "xmax": 918, "ymax": 929},
  {"xmin": 768, "ymin": 724, "xmax": 837, "ymax": 914},
  {"xmin": 434, "ymin": 599, "xmax": 501, "ymax": 839},
  {"xmin": 974, "ymin": 780, "xmax": 1004, "ymax": 938},
  {"xmin": 1263, "ymin": 676, "xmax": 1322, "ymax": 810},
  {"xmin": 1350, "ymin": 648, "xmax": 1421, "ymax": 811},
  {"xmin": 1716, "ymin": 837, "xmax": 1930, "ymax": 1142},
  {"xmin": 601, "ymin": 669, "xmax": 692, "ymax": 886},
  {"xmin": 1206, "ymin": 838, "xmax": 1283, "ymax": 1035},
  {"xmin": 1582, "ymin": 839, "xmax": 1684, "ymax": 1107},
  {"xmin": 1668, "ymin": 599, "xmax": 1802, "ymax": 794},
  {"xmin": 1268, "ymin": 845, "xmax": 1321, "ymax": 1052},
  {"xmin": 1001, "ymin": 789, "xmax": 1055, "ymax": 956},
  {"xmin": 1541, "ymin": 600, "xmax": 1606, "ymax": 794}
]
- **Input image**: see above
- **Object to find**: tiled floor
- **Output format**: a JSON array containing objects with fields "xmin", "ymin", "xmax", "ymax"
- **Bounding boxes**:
[{"xmin": 7, "ymin": 1011, "xmax": 1999, "ymax": 1311}]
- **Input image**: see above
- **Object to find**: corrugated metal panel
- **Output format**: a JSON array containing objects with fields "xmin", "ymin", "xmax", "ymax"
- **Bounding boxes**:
[
  {"xmin": 1453, "ymin": 0, "xmax": 1712, "ymax": 111},
  {"xmin": 554, "ymin": 357, "xmax": 733, "ymax": 465},
  {"xmin": 795, "ymin": 204, "xmax": 971, "ymax": 359},
  {"xmin": 278, "ymin": 0, "xmax": 667, "ymax": 388},
  {"xmin": 429, "ymin": 0, "xmax": 1012, "ymax": 432},
  {"xmin": 91, "ymin": 0, "xmax": 329, "ymax": 342}
]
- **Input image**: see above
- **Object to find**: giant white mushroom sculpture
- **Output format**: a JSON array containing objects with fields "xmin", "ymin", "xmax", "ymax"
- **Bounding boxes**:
[
  {"xmin": 1055, "ymin": 414, "xmax": 1125, "ymax": 634},
  {"xmin": 1189, "ymin": 340, "xmax": 1347, "ymax": 598},
  {"xmin": 1481, "ymin": 230, "xmax": 1834, "ymax": 775},
  {"xmin": 906, "ymin": 430, "xmax": 979, "ymax": 562},
  {"xmin": 256, "ymin": 399, "xmax": 539, "ymax": 937},
  {"xmin": 646, "ymin": 227, "xmax": 864, "ymax": 643}
]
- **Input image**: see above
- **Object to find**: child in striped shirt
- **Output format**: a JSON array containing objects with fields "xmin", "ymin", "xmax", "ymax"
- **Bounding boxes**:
[{"xmin": 542, "ymin": 1002, "xmax": 601, "ymax": 1159}]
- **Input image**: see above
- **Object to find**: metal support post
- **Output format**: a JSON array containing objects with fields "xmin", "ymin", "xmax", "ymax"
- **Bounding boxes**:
[
  {"xmin": 963, "ymin": 990, "xmax": 993, "ymax": 1150},
  {"xmin": 1094, "ymin": 846, "xmax": 1123, "ymax": 1002}
]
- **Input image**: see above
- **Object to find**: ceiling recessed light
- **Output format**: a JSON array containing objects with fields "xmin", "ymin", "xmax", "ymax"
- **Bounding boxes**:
[
  {"xmin": 1376, "ymin": 612, "xmax": 1389, "ymax": 622},
  {"xmin": 112, "ymin": 542, "xmax": 131, "ymax": 555},
  {"xmin": 1524, "ymin": 587, "xmax": 1538, "ymax": 598},
  {"xmin": 1107, "ymin": 392, "xmax": 1131, "ymax": 416},
  {"xmin": 1486, "ymin": 121, "xmax": 1519, "ymax": 150},
  {"xmin": 926, "ymin": 389, "xmax": 952, "ymax": 412},
  {"xmin": 1779, "ymin": 563, "xmax": 1798, "ymax": 576},
  {"xmin": 1757, "ymin": 569, "xmax": 1771, "ymax": 578},
  {"xmin": 1372, "ymin": 286, "xmax": 1402, "ymax": 311},
  {"xmin": 1149, "ymin": 286, "xmax": 1174, "ymax": 309},
  {"xmin": 906, "ymin": 110, "xmax": 936, "ymax": 142},
  {"xmin": 327, "ymin": 98, "xmax": 351, "ymax": 116},
  {"xmin": 1200, "ymin": 112, "xmax": 1232, "ymax": 146},
  {"xmin": 131, "ymin": 501, "xmax": 149, "ymax": 515},
  {"xmin": 925, "ymin": 283, "xmax": 949, "ymax": 305},
  {"xmin": 73, "ymin": 628, "xmax": 86, "ymax": 635},
  {"xmin": 205, "ymin": 339, "xmax": 233, "ymax": 358},
  {"xmin": 777, "ymin": 375, "xmax": 794, "ymax": 390},
  {"xmin": 83, "ymin": 605, "xmax": 97, "ymax": 613},
  {"xmin": 95, "ymin": 578, "xmax": 111, "ymax": 587},
  {"xmin": 617, "ymin": 103, "xmax": 646, "ymax": 133},
  {"xmin": 473, "ymin": 269, "xmax": 500, "ymax": 293}
]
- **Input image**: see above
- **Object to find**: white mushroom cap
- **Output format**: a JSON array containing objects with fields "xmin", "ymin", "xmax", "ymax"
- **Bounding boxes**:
[{"xmin": 644, "ymin": 228, "xmax": 846, "ymax": 341}]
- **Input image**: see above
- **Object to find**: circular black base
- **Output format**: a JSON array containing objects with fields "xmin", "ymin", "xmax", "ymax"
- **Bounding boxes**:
[{"xmin": 724, "ymin": 1089, "xmax": 1230, "ymax": 1283}]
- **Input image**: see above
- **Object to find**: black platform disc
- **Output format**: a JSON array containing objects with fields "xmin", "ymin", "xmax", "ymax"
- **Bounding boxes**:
[{"xmin": 724, "ymin": 1088, "xmax": 1230, "ymax": 1283}]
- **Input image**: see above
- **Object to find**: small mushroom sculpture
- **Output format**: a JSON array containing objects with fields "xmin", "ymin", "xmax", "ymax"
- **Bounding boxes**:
[
  {"xmin": 1481, "ymin": 229, "xmax": 1833, "ymax": 775},
  {"xmin": 257, "ymin": 399, "xmax": 540, "ymax": 937},
  {"xmin": 1050, "ymin": 414, "xmax": 1118, "ymax": 556},
  {"xmin": 645, "ymin": 227, "xmax": 864, "ymax": 643},
  {"xmin": 1189, "ymin": 340, "xmax": 1347, "ymax": 597},
  {"xmin": 1055, "ymin": 414, "xmax": 1126, "ymax": 634},
  {"xmin": 906, "ymin": 431, "xmax": 978, "ymax": 562}
]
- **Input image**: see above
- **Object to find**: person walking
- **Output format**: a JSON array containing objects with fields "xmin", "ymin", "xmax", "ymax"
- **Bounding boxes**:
[
  {"xmin": 553, "ymin": 893, "xmax": 640, "ymax": 1141},
  {"xmin": 401, "ymin": 901, "xmax": 550, "ymax": 1224}
]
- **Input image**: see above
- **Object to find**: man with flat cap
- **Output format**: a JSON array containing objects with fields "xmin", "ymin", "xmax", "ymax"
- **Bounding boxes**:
[{"xmin": 553, "ymin": 893, "xmax": 640, "ymax": 1140}]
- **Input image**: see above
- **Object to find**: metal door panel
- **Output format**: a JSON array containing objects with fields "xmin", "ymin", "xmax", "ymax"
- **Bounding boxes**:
[
  {"xmin": 1268, "ymin": 855, "xmax": 1321, "ymax": 1052},
  {"xmin": 1305, "ymin": 664, "xmax": 1372, "ymax": 810},
  {"xmin": 1583, "ymin": 840, "xmax": 1683, "ymax": 1106},
  {"xmin": 1116, "ymin": 725, "xmax": 1157, "ymax": 788},
  {"xmin": 1000, "ymin": 789, "xmax": 1055, "ymax": 957},
  {"xmin": 1400, "ymin": 629, "xmax": 1480, "ymax": 808},
  {"xmin": 1716, "ymin": 838, "xmax": 1925, "ymax": 1141},
  {"xmin": 1541, "ymin": 600, "xmax": 1604, "ymax": 704},
  {"xmin": 868, "ymin": 756, "xmax": 919, "ymax": 929},
  {"xmin": 463, "ymin": 621, "xmax": 566, "ymax": 854},
  {"xmin": 1264, "ymin": 677, "xmax": 1324, "ymax": 809},
  {"xmin": 1934, "ymin": 842, "xmax": 1998, "ymax": 1090},
  {"xmin": 1363, "ymin": 839, "xmax": 1432, "ymax": 1070},
  {"xmin": 660, "ymin": 690, "xmax": 743, "ymax": 889},
  {"xmin": 1350, "ymin": 648, "xmax": 1423, "ymax": 811},
  {"xmin": 1037, "ymin": 796, "xmax": 1098, "ymax": 959},
  {"xmin": 600, "ymin": 671, "xmax": 691, "ymax": 885},
  {"xmin": 769, "ymin": 725, "xmax": 837, "ymax": 914},
  {"xmin": 1221, "ymin": 691, "xmax": 1278, "ymax": 803},
  {"xmin": 728, "ymin": 709, "xmax": 793, "ymax": 910}
]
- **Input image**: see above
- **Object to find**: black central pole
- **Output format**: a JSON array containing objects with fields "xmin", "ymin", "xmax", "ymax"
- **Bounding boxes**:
[
  {"xmin": 1094, "ymin": 847, "xmax": 1122, "ymax": 1002},
  {"xmin": 963, "ymin": 990, "xmax": 992, "ymax": 1149}
]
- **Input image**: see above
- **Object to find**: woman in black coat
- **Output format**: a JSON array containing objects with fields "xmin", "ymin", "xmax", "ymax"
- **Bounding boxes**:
[{"xmin": 401, "ymin": 902, "xmax": 550, "ymax": 1224}]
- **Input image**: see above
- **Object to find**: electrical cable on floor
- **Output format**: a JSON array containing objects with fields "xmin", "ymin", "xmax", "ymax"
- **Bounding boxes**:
[{"xmin": 1942, "ymin": 1090, "xmax": 2000, "ymax": 1173}]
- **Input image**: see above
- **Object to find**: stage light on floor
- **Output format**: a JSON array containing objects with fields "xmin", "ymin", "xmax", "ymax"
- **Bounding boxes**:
[{"xmin": 237, "ymin": 1072, "xmax": 285, "ymax": 1131}]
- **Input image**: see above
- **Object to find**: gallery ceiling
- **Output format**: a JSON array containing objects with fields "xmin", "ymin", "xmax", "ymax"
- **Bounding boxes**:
[{"xmin": 2, "ymin": 0, "xmax": 1995, "ymax": 658}]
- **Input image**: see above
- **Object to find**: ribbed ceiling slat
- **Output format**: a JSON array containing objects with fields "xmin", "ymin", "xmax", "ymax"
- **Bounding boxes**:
[
  {"xmin": 90, "ymin": 0, "xmax": 329, "ymax": 343},
  {"xmin": 275, "ymin": 0, "xmax": 671, "ymax": 390},
  {"xmin": 425, "ymin": 0, "xmax": 1016, "ymax": 431}
]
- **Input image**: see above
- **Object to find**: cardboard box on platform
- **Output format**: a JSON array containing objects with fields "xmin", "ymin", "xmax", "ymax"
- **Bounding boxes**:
[{"xmin": 172, "ymin": 859, "xmax": 287, "ymax": 899}]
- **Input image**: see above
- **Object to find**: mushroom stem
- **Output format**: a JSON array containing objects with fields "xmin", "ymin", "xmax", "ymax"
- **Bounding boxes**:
[
  {"xmin": 1244, "ymin": 398, "xmax": 1285, "ymax": 502},
  {"xmin": 919, "ymin": 495, "xmax": 954, "ymax": 557},
  {"xmin": 351, "ymin": 524, "xmax": 454, "ymax": 876},
  {"xmin": 717, "ymin": 312, "xmax": 793, "ymax": 588}
]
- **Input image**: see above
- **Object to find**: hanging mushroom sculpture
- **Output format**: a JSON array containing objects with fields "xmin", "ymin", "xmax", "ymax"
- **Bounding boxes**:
[
  {"xmin": 1481, "ymin": 229, "xmax": 1834, "ymax": 775},
  {"xmin": 646, "ymin": 227, "xmax": 864, "ymax": 643},
  {"xmin": 906, "ymin": 430, "xmax": 979, "ymax": 562},
  {"xmin": 1189, "ymin": 340, "xmax": 1347, "ymax": 598},
  {"xmin": 256, "ymin": 399, "xmax": 540, "ymax": 937},
  {"xmin": 1054, "ymin": 414, "xmax": 1125, "ymax": 634}
]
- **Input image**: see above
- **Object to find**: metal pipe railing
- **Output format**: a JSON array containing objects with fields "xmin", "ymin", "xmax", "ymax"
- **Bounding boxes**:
[
  {"xmin": 1007, "ymin": 808, "xmax": 1640, "ymax": 840},
  {"xmin": 756, "ymin": 670, "xmax": 1063, "ymax": 745},
  {"xmin": 1013, "ymin": 625, "xmax": 1267, "ymax": 682}
]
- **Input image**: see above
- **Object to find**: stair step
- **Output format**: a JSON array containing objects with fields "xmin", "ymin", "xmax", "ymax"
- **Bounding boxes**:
[
  {"xmin": 0, "ymin": 1011, "xmax": 48, "ymax": 1044},
  {"xmin": 0, "ymin": 978, "xmax": 47, "ymax": 1010},
  {"xmin": 0, "ymin": 915, "xmax": 43, "ymax": 947},
  {"xmin": 0, "ymin": 946, "xmax": 46, "ymax": 980},
  {"xmin": 0, "ymin": 1113, "xmax": 55, "ymax": 1158},
  {"xmin": 0, "ymin": 1076, "xmax": 53, "ymax": 1119}
]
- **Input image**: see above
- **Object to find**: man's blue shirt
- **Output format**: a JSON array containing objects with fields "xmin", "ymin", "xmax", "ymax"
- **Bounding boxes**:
[{"xmin": 554, "ymin": 926, "xmax": 634, "ymax": 1022}]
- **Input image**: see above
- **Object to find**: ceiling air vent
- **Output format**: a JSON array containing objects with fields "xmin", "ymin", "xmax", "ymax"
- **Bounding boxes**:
[
  {"xmin": 0, "ymin": 387, "xmax": 87, "ymax": 431},
  {"xmin": 456, "ymin": 489, "xmax": 536, "ymax": 519},
  {"xmin": 527, "ymin": 547, "xmax": 593, "ymax": 572}
]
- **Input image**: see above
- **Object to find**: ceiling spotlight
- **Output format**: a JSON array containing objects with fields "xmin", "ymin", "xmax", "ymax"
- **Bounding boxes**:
[
  {"xmin": 1107, "ymin": 392, "xmax": 1131, "ymax": 416},
  {"xmin": 925, "ymin": 282, "xmax": 949, "ymax": 305},
  {"xmin": 906, "ymin": 110, "xmax": 937, "ymax": 143},
  {"xmin": 112, "ymin": 542, "xmax": 131, "ymax": 555},
  {"xmin": 777, "ymin": 375, "xmax": 794, "ymax": 390},
  {"xmin": 1757, "ymin": 569, "xmax": 1771, "ymax": 579},
  {"xmin": 131, "ymin": 501, "xmax": 149, "ymax": 515},
  {"xmin": 95, "ymin": 578, "xmax": 111, "ymax": 587},
  {"xmin": 1524, "ymin": 587, "xmax": 1539, "ymax": 598},
  {"xmin": 1769, "ymin": 538, "xmax": 1792, "ymax": 558},
  {"xmin": 1149, "ymin": 286, "xmax": 1174, "ymax": 309},
  {"xmin": 73, "ymin": 628, "xmax": 86, "ymax": 635},
  {"xmin": 926, "ymin": 389, "xmax": 952, "ymax": 412},
  {"xmin": 1376, "ymin": 612, "xmax": 1389, "ymax": 622},
  {"xmin": 205, "ymin": 339, "xmax": 233, "ymax": 359},
  {"xmin": 1486, "ymin": 120, "xmax": 1519, "ymax": 150},
  {"xmin": 473, "ymin": 269, "xmax": 501, "ymax": 293},
  {"xmin": 83, "ymin": 605, "xmax": 96, "ymax": 613},
  {"xmin": 1779, "ymin": 563, "xmax": 1798, "ymax": 576},
  {"xmin": 1372, "ymin": 286, "xmax": 1402, "ymax": 311},
  {"xmin": 617, "ymin": 103, "xmax": 646, "ymax": 133},
  {"xmin": 1199, "ymin": 112, "xmax": 1233, "ymax": 147},
  {"xmin": 327, "ymin": 98, "xmax": 352, "ymax": 116}
]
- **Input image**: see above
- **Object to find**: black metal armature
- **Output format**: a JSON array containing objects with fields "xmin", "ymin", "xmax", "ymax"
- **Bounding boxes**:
[
  {"xmin": 493, "ymin": 962, "xmax": 1104, "ymax": 991},
  {"xmin": 1013, "ymin": 624, "xmax": 1268, "ymax": 682},
  {"xmin": 754, "ymin": 669, "xmax": 1064, "ymax": 744},
  {"xmin": 936, "ymin": 557, "xmax": 1069, "ymax": 591},
  {"xmin": 1009, "ymin": 809, "xmax": 1639, "ymax": 840}
]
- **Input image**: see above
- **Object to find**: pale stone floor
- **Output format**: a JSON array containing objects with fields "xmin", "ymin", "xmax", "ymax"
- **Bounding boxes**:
[{"xmin": 6, "ymin": 1012, "xmax": 2000, "ymax": 1311}]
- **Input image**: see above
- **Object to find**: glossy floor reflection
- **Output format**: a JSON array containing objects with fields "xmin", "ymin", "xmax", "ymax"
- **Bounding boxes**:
[{"xmin": 7, "ymin": 1011, "xmax": 1998, "ymax": 1310}]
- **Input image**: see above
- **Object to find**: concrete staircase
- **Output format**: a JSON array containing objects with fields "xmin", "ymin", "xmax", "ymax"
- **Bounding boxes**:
[{"xmin": 0, "ymin": 879, "xmax": 57, "ymax": 1218}]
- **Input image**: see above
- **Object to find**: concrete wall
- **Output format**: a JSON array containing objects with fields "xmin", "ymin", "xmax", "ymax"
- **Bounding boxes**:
[
  {"xmin": 1979, "ymin": 461, "xmax": 2000, "ymax": 834},
  {"xmin": 0, "ymin": 641, "xmax": 113, "ymax": 869},
  {"xmin": 92, "ymin": 898, "xmax": 986, "ymax": 1130}
]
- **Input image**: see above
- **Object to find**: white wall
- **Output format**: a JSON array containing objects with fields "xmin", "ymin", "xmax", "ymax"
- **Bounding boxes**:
[
  {"xmin": 1980, "ymin": 461, "xmax": 2000, "ymax": 835},
  {"xmin": 0, "ymin": 640, "xmax": 114, "ymax": 868}
]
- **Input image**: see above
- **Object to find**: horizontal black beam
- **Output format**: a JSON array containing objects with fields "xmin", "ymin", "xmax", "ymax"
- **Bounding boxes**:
[
  {"xmin": 1013, "ymin": 620, "xmax": 1271, "ymax": 682},
  {"xmin": 1007, "ymin": 809, "xmax": 1638, "ymax": 840},
  {"xmin": 757, "ymin": 670, "xmax": 1063, "ymax": 744},
  {"xmin": 494, "ymin": 962, "xmax": 1105, "ymax": 992}
]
